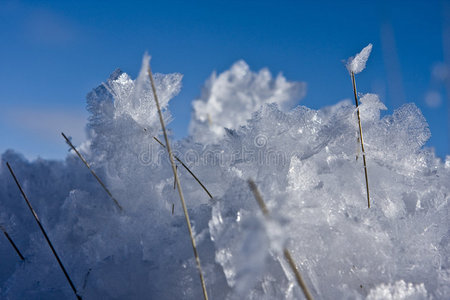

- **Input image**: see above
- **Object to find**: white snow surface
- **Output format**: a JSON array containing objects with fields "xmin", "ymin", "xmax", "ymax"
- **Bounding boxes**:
[
  {"xmin": 366, "ymin": 280, "xmax": 429, "ymax": 300},
  {"xmin": 189, "ymin": 60, "xmax": 306, "ymax": 144},
  {"xmin": 346, "ymin": 43, "xmax": 373, "ymax": 74},
  {"xmin": 0, "ymin": 58, "xmax": 449, "ymax": 300}
]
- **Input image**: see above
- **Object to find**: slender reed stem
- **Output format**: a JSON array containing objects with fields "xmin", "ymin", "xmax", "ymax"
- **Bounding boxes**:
[
  {"xmin": 248, "ymin": 179, "xmax": 314, "ymax": 300},
  {"xmin": 351, "ymin": 72, "xmax": 371, "ymax": 208},
  {"xmin": 174, "ymin": 165, "xmax": 178, "ymax": 190},
  {"xmin": 153, "ymin": 136, "xmax": 213, "ymax": 199},
  {"xmin": 148, "ymin": 63, "xmax": 209, "ymax": 300},
  {"xmin": 283, "ymin": 249, "xmax": 314, "ymax": 300},
  {"xmin": 207, "ymin": 113, "xmax": 212, "ymax": 127},
  {"xmin": 6, "ymin": 162, "xmax": 82, "ymax": 300},
  {"xmin": 247, "ymin": 180, "xmax": 269, "ymax": 216},
  {"xmin": 61, "ymin": 132, "xmax": 123, "ymax": 211},
  {"xmin": 0, "ymin": 225, "xmax": 25, "ymax": 261},
  {"xmin": 172, "ymin": 166, "xmax": 177, "ymax": 215}
]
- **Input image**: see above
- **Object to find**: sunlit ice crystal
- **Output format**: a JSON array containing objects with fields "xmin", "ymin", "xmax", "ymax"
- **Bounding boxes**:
[{"xmin": 0, "ymin": 55, "xmax": 449, "ymax": 300}]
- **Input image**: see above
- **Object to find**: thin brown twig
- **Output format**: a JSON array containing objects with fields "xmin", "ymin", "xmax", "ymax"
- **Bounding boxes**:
[
  {"xmin": 0, "ymin": 225, "xmax": 25, "ymax": 261},
  {"xmin": 248, "ymin": 179, "xmax": 314, "ymax": 300},
  {"xmin": 351, "ymin": 72, "xmax": 371, "ymax": 208},
  {"xmin": 172, "ymin": 166, "xmax": 177, "ymax": 215},
  {"xmin": 6, "ymin": 162, "xmax": 82, "ymax": 300},
  {"xmin": 153, "ymin": 136, "xmax": 213, "ymax": 199},
  {"xmin": 283, "ymin": 249, "xmax": 314, "ymax": 300},
  {"xmin": 148, "ymin": 62, "xmax": 209, "ymax": 300},
  {"xmin": 247, "ymin": 180, "xmax": 269, "ymax": 216},
  {"xmin": 174, "ymin": 165, "xmax": 178, "ymax": 190},
  {"xmin": 61, "ymin": 132, "xmax": 123, "ymax": 211}
]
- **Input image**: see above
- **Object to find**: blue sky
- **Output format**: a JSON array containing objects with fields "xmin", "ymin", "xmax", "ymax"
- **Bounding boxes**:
[{"xmin": 1, "ymin": 0, "xmax": 449, "ymax": 159}]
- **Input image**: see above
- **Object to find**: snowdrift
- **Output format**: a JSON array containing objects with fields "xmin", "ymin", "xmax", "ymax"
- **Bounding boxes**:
[{"xmin": 1, "ymin": 53, "xmax": 449, "ymax": 299}]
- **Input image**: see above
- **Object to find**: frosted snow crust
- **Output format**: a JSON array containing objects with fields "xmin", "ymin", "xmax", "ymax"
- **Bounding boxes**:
[
  {"xmin": 189, "ymin": 60, "xmax": 306, "ymax": 144},
  {"xmin": 366, "ymin": 280, "xmax": 429, "ymax": 300},
  {"xmin": 1, "ymin": 59, "xmax": 449, "ymax": 300}
]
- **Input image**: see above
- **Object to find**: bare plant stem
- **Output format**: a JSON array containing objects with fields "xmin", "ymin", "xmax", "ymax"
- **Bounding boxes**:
[
  {"xmin": 6, "ymin": 162, "xmax": 82, "ymax": 300},
  {"xmin": 153, "ymin": 137, "xmax": 213, "ymax": 199},
  {"xmin": 0, "ymin": 225, "xmax": 25, "ymax": 261},
  {"xmin": 351, "ymin": 72, "xmax": 371, "ymax": 208},
  {"xmin": 247, "ymin": 179, "xmax": 314, "ymax": 300},
  {"xmin": 247, "ymin": 180, "xmax": 269, "ymax": 216},
  {"xmin": 172, "ymin": 166, "xmax": 177, "ymax": 215},
  {"xmin": 283, "ymin": 248, "xmax": 313, "ymax": 300},
  {"xmin": 174, "ymin": 165, "xmax": 178, "ymax": 190},
  {"xmin": 207, "ymin": 113, "xmax": 212, "ymax": 127},
  {"xmin": 148, "ymin": 63, "xmax": 209, "ymax": 300},
  {"xmin": 61, "ymin": 132, "xmax": 123, "ymax": 211}
]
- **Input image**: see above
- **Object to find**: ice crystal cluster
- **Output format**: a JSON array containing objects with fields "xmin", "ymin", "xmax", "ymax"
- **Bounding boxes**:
[
  {"xmin": 0, "ymin": 50, "xmax": 449, "ymax": 300},
  {"xmin": 190, "ymin": 60, "xmax": 306, "ymax": 144},
  {"xmin": 346, "ymin": 43, "xmax": 373, "ymax": 74}
]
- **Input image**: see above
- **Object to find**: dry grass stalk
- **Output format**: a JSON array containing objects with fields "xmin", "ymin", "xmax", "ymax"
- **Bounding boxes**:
[
  {"xmin": 148, "ymin": 63, "xmax": 209, "ymax": 300},
  {"xmin": 207, "ymin": 113, "xmax": 213, "ymax": 127},
  {"xmin": 0, "ymin": 224, "xmax": 25, "ymax": 261},
  {"xmin": 6, "ymin": 162, "xmax": 82, "ymax": 300},
  {"xmin": 248, "ymin": 179, "xmax": 314, "ymax": 300},
  {"xmin": 153, "ymin": 136, "xmax": 213, "ymax": 199},
  {"xmin": 174, "ymin": 165, "xmax": 178, "ymax": 190},
  {"xmin": 351, "ymin": 72, "xmax": 371, "ymax": 208},
  {"xmin": 247, "ymin": 180, "xmax": 269, "ymax": 216},
  {"xmin": 61, "ymin": 132, "xmax": 123, "ymax": 211}
]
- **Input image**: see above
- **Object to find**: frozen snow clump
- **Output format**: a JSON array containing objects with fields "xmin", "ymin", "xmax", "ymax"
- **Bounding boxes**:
[
  {"xmin": 1, "ymin": 55, "xmax": 448, "ymax": 299},
  {"xmin": 366, "ymin": 280, "xmax": 428, "ymax": 300},
  {"xmin": 189, "ymin": 60, "xmax": 306, "ymax": 144},
  {"xmin": 346, "ymin": 43, "xmax": 373, "ymax": 74}
]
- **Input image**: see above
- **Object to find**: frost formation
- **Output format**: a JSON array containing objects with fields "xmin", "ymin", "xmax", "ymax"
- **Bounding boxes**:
[
  {"xmin": 0, "ymin": 56, "xmax": 449, "ymax": 300},
  {"xmin": 346, "ymin": 43, "xmax": 373, "ymax": 74},
  {"xmin": 189, "ymin": 60, "xmax": 306, "ymax": 144}
]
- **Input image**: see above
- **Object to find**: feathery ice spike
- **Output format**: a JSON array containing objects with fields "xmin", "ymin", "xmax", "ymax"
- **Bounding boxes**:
[
  {"xmin": 153, "ymin": 136, "xmax": 213, "ymax": 199},
  {"xmin": 351, "ymin": 72, "xmax": 371, "ymax": 208},
  {"xmin": 248, "ymin": 179, "xmax": 314, "ymax": 300},
  {"xmin": 61, "ymin": 132, "xmax": 123, "ymax": 211},
  {"xmin": 148, "ymin": 60, "xmax": 209, "ymax": 300},
  {"xmin": 6, "ymin": 162, "xmax": 82, "ymax": 300},
  {"xmin": 0, "ymin": 225, "xmax": 25, "ymax": 261}
]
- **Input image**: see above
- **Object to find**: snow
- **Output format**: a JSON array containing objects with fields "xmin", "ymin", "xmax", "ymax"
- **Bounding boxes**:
[
  {"xmin": 366, "ymin": 281, "xmax": 428, "ymax": 300},
  {"xmin": 1, "ymin": 55, "xmax": 449, "ymax": 299},
  {"xmin": 346, "ymin": 44, "xmax": 373, "ymax": 74},
  {"xmin": 189, "ymin": 60, "xmax": 306, "ymax": 144}
]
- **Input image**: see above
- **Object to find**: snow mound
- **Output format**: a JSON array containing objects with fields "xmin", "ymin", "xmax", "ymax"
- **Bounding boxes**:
[
  {"xmin": 189, "ymin": 60, "xmax": 306, "ymax": 144},
  {"xmin": 0, "ymin": 56, "xmax": 449, "ymax": 300},
  {"xmin": 366, "ymin": 280, "xmax": 428, "ymax": 300}
]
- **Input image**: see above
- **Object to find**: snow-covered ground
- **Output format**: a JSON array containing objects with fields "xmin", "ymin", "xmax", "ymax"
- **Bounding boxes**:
[{"xmin": 1, "ymin": 48, "xmax": 449, "ymax": 299}]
